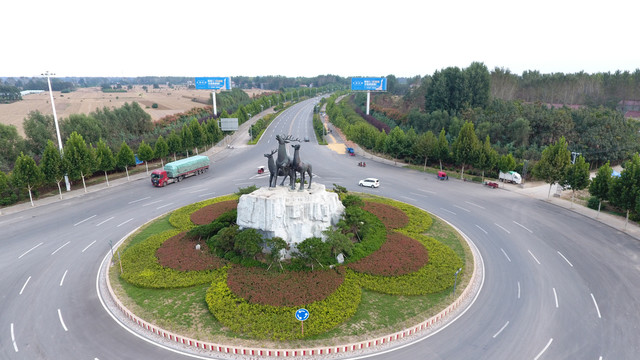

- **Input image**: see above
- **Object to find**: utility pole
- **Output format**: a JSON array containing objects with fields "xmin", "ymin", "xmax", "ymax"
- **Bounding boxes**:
[{"xmin": 43, "ymin": 71, "xmax": 71, "ymax": 191}]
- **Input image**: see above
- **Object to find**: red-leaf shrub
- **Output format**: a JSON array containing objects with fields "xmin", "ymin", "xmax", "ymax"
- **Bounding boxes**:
[
  {"xmin": 347, "ymin": 232, "xmax": 428, "ymax": 276},
  {"xmin": 156, "ymin": 232, "xmax": 227, "ymax": 271},
  {"xmin": 363, "ymin": 201, "xmax": 409, "ymax": 229},
  {"xmin": 190, "ymin": 200, "xmax": 238, "ymax": 225}
]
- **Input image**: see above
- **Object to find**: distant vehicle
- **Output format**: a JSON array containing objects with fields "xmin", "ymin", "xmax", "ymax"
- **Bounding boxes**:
[
  {"xmin": 359, "ymin": 178, "xmax": 380, "ymax": 188},
  {"xmin": 257, "ymin": 166, "xmax": 265, "ymax": 174},
  {"xmin": 499, "ymin": 171, "xmax": 522, "ymax": 184},
  {"xmin": 346, "ymin": 147, "xmax": 355, "ymax": 156},
  {"xmin": 304, "ymin": 136, "xmax": 310, "ymax": 142},
  {"xmin": 151, "ymin": 155, "xmax": 210, "ymax": 187},
  {"xmin": 437, "ymin": 171, "xmax": 448, "ymax": 180}
]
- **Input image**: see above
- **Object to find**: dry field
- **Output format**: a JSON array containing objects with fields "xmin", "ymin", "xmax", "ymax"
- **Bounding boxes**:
[{"xmin": 0, "ymin": 86, "xmax": 266, "ymax": 137}]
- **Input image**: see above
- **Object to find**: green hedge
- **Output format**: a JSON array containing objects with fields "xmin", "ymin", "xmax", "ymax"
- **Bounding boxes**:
[
  {"xmin": 120, "ymin": 229, "xmax": 225, "ymax": 288},
  {"xmin": 169, "ymin": 195, "xmax": 237, "ymax": 231},
  {"xmin": 206, "ymin": 270, "xmax": 361, "ymax": 340},
  {"xmin": 348, "ymin": 210, "xmax": 387, "ymax": 262}
]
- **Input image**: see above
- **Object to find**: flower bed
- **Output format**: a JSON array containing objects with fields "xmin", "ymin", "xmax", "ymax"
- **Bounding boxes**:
[
  {"xmin": 156, "ymin": 231, "xmax": 227, "ymax": 271},
  {"xmin": 347, "ymin": 232, "xmax": 428, "ymax": 276},
  {"xmin": 362, "ymin": 201, "xmax": 409, "ymax": 229},
  {"xmin": 190, "ymin": 200, "xmax": 238, "ymax": 225}
]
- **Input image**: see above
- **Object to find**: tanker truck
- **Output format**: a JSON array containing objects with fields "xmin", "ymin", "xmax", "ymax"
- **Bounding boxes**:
[{"xmin": 151, "ymin": 155, "xmax": 210, "ymax": 187}]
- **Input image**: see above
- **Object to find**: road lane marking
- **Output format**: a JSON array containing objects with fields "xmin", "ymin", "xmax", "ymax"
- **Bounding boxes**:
[
  {"xmin": 409, "ymin": 192, "xmax": 430, "ymax": 198},
  {"xmin": 58, "ymin": 309, "xmax": 68, "ymax": 332},
  {"xmin": 465, "ymin": 201, "xmax": 485, "ymax": 209},
  {"xmin": 127, "ymin": 196, "xmax": 150, "ymax": 204},
  {"xmin": 178, "ymin": 185, "xmax": 200, "ymax": 191},
  {"xmin": 534, "ymin": 338, "xmax": 553, "ymax": 360},
  {"xmin": 553, "ymin": 288, "xmax": 559, "ymax": 308},
  {"xmin": 440, "ymin": 208, "xmax": 457, "ymax": 215},
  {"xmin": 453, "ymin": 205, "xmax": 471, "ymax": 212},
  {"xmin": 198, "ymin": 192, "xmax": 217, "ymax": 198},
  {"xmin": 82, "ymin": 240, "xmax": 97, "ymax": 253},
  {"xmin": 116, "ymin": 218, "xmax": 134, "ymax": 227},
  {"xmin": 500, "ymin": 248, "xmax": 512, "ymax": 262},
  {"xmin": 418, "ymin": 189, "xmax": 436, "ymax": 195},
  {"xmin": 19, "ymin": 276, "xmax": 31, "ymax": 295},
  {"xmin": 11, "ymin": 323, "xmax": 18, "ymax": 352},
  {"xmin": 557, "ymin": 251, "xmax": 574, "ymax": 267},
  {"xmin": 494, "ymin": 223, "xmax": 511, "ymax": 234},
  {"xmin": 156, "ymin": 202, "xmax": 174, "ymax": 210},
  {"xmin": 591, "ymin": 293, "xmax": 602, "ymax": 319},
  {"xmin": 475, "ymin": 224, "xmax": 488, "ymax": 234},
  {"xmin": 96, "ymin": 217, "xmax": 114, "ymax": 226},
  {"xmin": 513, "ymin": 220, "xmax": 533, "ymax": 233},
  {"xmin": 517, "ymin": 281, "xmax": 521, "ymax": 299},
  {"xmin": 51, "ymin": 241, "xmax": 71, "ymax": 255},
  {"xmin": 492, "ymin": 321, "xmax": 509, "ymax": 338},
  {"xmin": 18, "ymin": 242, "xmax": 43, "ymax": 259},
  {"xmin": 60, "ymin": 270, "xmax": 68, "ymax": 287},
  {"xmin": 73, "ymin": 215, "xmax": 96, "ymax": 226},
  {"xmin": 141, "ymin": 200, "xmax": 163, "ymax": 207},
  {"xmin": 189, "ymin": 188, "xmax": 209, "ymax": 194},
  {"xmin": 528, "ymin": 249, "xmax": 541, "ymax": 264}
]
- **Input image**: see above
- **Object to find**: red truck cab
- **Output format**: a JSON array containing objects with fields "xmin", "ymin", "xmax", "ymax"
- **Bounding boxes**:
[{"xmin": 151, "ymin": 169, "xmax": 169, "ymax": 187}]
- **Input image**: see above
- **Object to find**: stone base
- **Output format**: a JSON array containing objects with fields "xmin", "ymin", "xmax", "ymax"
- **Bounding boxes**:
[{"xmin": 236, "ymin": 183, "xmax": 345, "ymax": 253}]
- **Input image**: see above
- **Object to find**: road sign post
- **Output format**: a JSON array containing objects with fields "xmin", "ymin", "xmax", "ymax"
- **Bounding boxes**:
[{"xmin": 295, "ymin": 308, "xmax": 309, "ymax": 336}]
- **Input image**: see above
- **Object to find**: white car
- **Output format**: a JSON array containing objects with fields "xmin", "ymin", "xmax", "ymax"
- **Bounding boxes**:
[{"xmin": 359, "ymin": 178, "xmax": 380, "ymax": 188}]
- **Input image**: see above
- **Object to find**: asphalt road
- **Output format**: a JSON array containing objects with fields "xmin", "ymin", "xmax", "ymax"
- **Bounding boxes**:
[{"xmin": 1, "ymin": 97, "xmax": 639, "ymax": 359}]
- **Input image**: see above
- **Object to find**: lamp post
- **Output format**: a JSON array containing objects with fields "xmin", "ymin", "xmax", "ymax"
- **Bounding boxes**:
[
  {"xmin": 247, "ymin": 113, "xmax": 252, "ymax": 140},
  {"xmin": 453, "ymin": 267, "xmax": 462, "ymax": 295},
  {"xmin": 43, "ymin": 71, "xmax": 71, "ymax": 191}
]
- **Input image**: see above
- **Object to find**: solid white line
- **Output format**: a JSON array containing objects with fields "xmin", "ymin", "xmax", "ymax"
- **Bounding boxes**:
[
  {"xmin": 127, "ymin": 196, "xmax": 150, "ymax": 204},
  {"xmin": 557, "ymin": 251, "xmax": 574, "ymax": 267},
  {"xmin": 513, "ymin": 220, "xmax": 533, "ymax": 233},
  {"xmin": 533, "ymin": 338, "xmax": 553, "ymax": 360},
  {"xmin": 60, "ymin": 270, "xmax": 68, "ymax": 287},
  {"xmin": 19, "ymin": 276, "xmax": 31, "ymax": 295},
  {"xmin": 116, "ymin": 218, "xmax": 134, "ymax": 227},
  {"xmin": 82, "ymin": 240, "xmax": 97, "ymax": 253},
  {"xmin": 156, "ymin": 202, "xmax": 174, "ymax": 210},
  {"xmin": 517, "ymin": 281, "xmax": 521, "ymax": 299},
  {"xmin": 553, "ymin": 288, "xmax": 559, "ymax": 308},
  {"xmin": 494, "ymin": 223, "xmax": 511, "ymax": 234},
  {"xmin": 453, "ymin": 205, "xmax": 470, "ymax": 212},
  {"xmin": 96, "ymin": 217, "xmax": 114, "ymax": 226},
  {"xmin": 528, "ymin": 249, "xmax": 541, "ymax": 265},
  {"xmin": 465, "ymin": 201, "xmax": 485, "ymax": 209},
  {"xmin": 198, "ymin": 192, "xmax": 217, "ymax": 198},
  {"xmin": 475, "ymin": 224, "xmax": 488, "ymax": 234},
  {"xmin": 18, "ymin": 242, "xmax": 43, "ymax": 259},
  {"xmin": 142, "ymin": 200, "xmax": 163, "ymax": 207},
  {"xmin": 11, "ymin": 323, "xmax": 18, "ymax": 352},
  {"xmin": 500, "ymin": 248, "xmax": 512, "ymax": 262},
  {"xmin": 73, "ymin": 215, "xmax": 96, "ymax": 226},
  {"xmin": 51, "ymin": 241, "xmax": 71, "ymax": 255},
  {"xmin": 591, "ymin": 293, "xmax": 602, "ymax": 319},
  {"xmin": 58, "ymin": 309, "xmax": 68, "ymax": 332},
  {"xmin": 440, "ymin": 208, "xmax": 457, "ymax": 215},
  {"xmin": 492, "ymin": 321, "xmax": 509, "ymax": 338}
]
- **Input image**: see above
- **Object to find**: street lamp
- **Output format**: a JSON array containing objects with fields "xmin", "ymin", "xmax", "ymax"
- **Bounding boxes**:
[
  {"xmin": 453, "ymin": 267, "xmax": 462, "ymax": 295},
  {"xmin": 43, "ymin": 71, "xmax": 71, "ymax": 191}
]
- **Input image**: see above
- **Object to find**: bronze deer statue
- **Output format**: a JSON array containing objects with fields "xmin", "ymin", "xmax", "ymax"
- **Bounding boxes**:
[
  {"xmin": 263, "ymin": 148, "xmax": 280, "ymax": 188},
  {"xmin": 275, "ymin": 134, "xmax": 297, "ymax": 188},
  {"xmin": 291, "ymin": 143, "xmax": 312, "ymax": 190}
]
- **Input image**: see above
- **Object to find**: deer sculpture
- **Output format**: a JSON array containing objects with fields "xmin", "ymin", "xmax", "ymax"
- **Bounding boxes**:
[
  {"xmin": 291, "ymin": 143, "xmax": 312, "ymax": 190},
  {"xmin": 275, "ymin": 134, "xmax": 297, "ymax": 188},
  {"xmin": 264, "ymin": 148, "xmax": 280, "ymax": 188}
]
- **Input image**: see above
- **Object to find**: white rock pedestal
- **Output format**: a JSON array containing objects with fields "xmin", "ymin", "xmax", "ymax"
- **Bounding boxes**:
[{"xmin": 236, "ymin": 183, "xmax": 345, "ymax": 255}]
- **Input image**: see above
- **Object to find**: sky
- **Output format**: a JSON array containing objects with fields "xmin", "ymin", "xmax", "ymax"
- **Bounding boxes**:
[{"xmin": 2, "ymin": 0, "xmax": 639, "ymax": 79}]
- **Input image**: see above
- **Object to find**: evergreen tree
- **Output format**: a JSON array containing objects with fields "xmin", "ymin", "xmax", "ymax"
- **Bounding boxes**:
[
  {"xmin": 40, "ymin": 140, "xmax": 66, "ymax": 199},
  {"xmin": 63, "ymin": 131, "xmax": 93, "ymax": 193},
  {"xmin": 95, "ymin": 139, "xmax": 115, "ymax": 186},
  {"xmin": 154, "ymin": 135, "xmax": 169, "ymax": 167},
  {"xmin": 562, "ymin": 155, "xmax": 590, "ymax": 207},
  {"xmin": 452, "ymin": 121, "xmax": 479, "ymax": 179},
  {"xmin": 116, "ymin": 141, "xmax": 136, "ymax": 181},
  {"xmin": 137, "ymin": 140, "xmax": 154, "ymax": 174},
  {"xmin": 589, "ymin": 161, "xmax": 612, "ymax": 216},
  {"xmin": 534, "ymin": 136, "xmax": 571, "ymax": 198},
  {"xmin": 13, "ymin": 152, "xmax": 43, "ymax": 206}
]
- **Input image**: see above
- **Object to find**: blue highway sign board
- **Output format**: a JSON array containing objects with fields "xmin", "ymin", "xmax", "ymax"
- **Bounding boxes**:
[
  {"xmin": 350, "ymin": 77, "xmax": 387, "ymax": 91},
  {"xmin": 195, "ymin": 77, "xmax": 231, "ymax": 90}
]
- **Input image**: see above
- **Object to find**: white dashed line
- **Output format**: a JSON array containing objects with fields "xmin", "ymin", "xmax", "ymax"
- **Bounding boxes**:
[
  {"xmin": 494, "ymin": 223, "xmax": 511, "ymax": 234},
  {"xmin": 82, "ymin": 240, "xmax": 97, "ymax": 253},
  {"xmin": 11, "ymin": 323, "xmax": 18, "ymax": 352},
  {"xmin": 142, "ymin": 200, "xmax": 163, "ymax": 207},
  {"xmin": 465, "ymin": 201, "xmax": 485, "ymax": 209},
  {"xmin": 198, "ymin": 192, "xmax": 217, "ymax": 198},
  {"xmin": 156, "ymin": 203, "xmax": 174, "ymax": 210},
  {"xmin": 557, "ymin": 251, "xmax": 574, "ymax": 267},
  {"xmin": 528, "ymin": 249, "xmax": 541, "ymax": 265},
  {"xmin": 96, "ymin": 217, "xmax": 114, "ymax": 226},
  {"xmin": 553, "ymin": 288, "xmax": 559, "ymax": 308},
  {"xmin": 513, "ymin": 220, "xmax": 533, "ymax": 233},
  {"xmin": 58, "ymin": 309, "xmax": 68, "ymax": 332},
  {"xmin": 500, "ymin": 248, "xmax": 512, "ymax": 262},
  {"xmin": 18, "ymin": 242, "xmax": 43, "ymax": 259},
  {"xmin": 453, "ymin": 205, "xmax": 471, "ymax": 212},
  {"xmin": 591, "ymin": 293, "xmax": 602, "ymax": 319},
  {"xmin": 73, "ymin": 215, "xmax": 96, "ymax": 226},
  {"xmin": 19, "ymin": 276, "xmax": 31, "ymax": 295},
  {"xmin": 475, "ymin": 224, "xmax": 488, "ymax": 234},
  {"xmin": 440, "ymin": 208, "xmax": 457, "ymax": 215},
  {"xmin": 517, "ymin": 281, "xmax": 521, "ymax": 299},
  {"xmin": 116, "ymin": 218, "xmax": 134, "ymax": 227},
  {"xmin": 492, "ymin": 321, "xmax": 509, "ymax": 338},
  {"xmin": 51, "ymin": 241, "xmax": 71, "ymax": 255},
  {"xmin": 60, "ymin": 270, "xmax": 68, "ymax": 287},
  {"xmin": 534, "ymin": 338, "xmax": 553, "ymax": 360},
  {"xmin": 128, "ymin": 196, "xmax": 150, "ymax": 204}
]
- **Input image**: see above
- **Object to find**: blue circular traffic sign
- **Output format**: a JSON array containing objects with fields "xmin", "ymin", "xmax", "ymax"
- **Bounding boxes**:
[{"xmin": 295, "ymin": 308, "xmax": 309, "ymax": 321}]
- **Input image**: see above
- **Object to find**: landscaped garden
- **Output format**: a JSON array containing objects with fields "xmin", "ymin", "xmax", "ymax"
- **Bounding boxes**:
[{"xmin": 109, "ymin": 187, "xmax": 471, "ymax": 348}]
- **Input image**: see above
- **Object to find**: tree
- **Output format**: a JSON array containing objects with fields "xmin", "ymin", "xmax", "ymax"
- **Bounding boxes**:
[
  {"xmin": 189, "ymin": 119, "xmax": 204, "ymax": 154},
  {"xmin": 609, "ymin": 154, "xmax": 640, "ymax": 229},
  {"xmin": 534, "ymin": 136, "xmax": 571, "ymax": 198},
  {"xmin": 95, "ymin": 139, "xmax": 115, "ymax": 187},
  {"xmin": 12, "ymin": 152, "xmax": 43, "ymax": 206},
  {"xmin": 413, "ymin": 131, "xmax": 437, "ymax": 171},
  {"xmin": 562, "ymin": 155, "xmax": 590, "ymax": 207},
  {"xmin": 435, "ymin": 128, "xmax": 449, "ymax": 171},
  {"xmin": 323, "ymin": 228, "xmax": 354, "ymax": 259},
  {"xmin": 264, "ymin": 237, "xmax": 288, "ymax": 271},
  {"xmin": 452, "ymin": 121, "xmax": 479, "ymax": 179},
  {"xmin": 154, "ymin": 135, "xmax": 169, "ymax": 167},
  {"xmin": 233, "ymin": 228, "xmax": 263, "ymax": 260},
  {"xmin": 167, "ymin": 130, "xmax": 182, "ymax": 161},
  {"xmin": 0, "ymin": 123, "xmax": 26, "ymax": 172},
  {"xmin": 475, "ymin": 135, "xmax": 498, "ymax": 182},
  {"xmin": 115, "ymin": 141, "xmax": 136, "ymax": 181},
  {"xmin": 181, "ymin": 125, "xmax": 193, "ymax": 156},
  {"xmin": 0, "ymin": 170, "xmax": 12, "ymax": 208},
  {"xmin": 40, "ymin": 140, "xmax": 66, "ymax": 199},
  {"xmin": 589, "ymin": 161, "xmax": 612, "ymax": 216},
  {"xmin": 63, "ymin": 131, "xmax": 93, "ymax": 193},
  {"xmin": 23, "ymin": 110, "xmax": 55, "ymax": 155},
  {"xmin": 497, "ymin": 153, "xmax": 516, "ymax": 172},
  {"xmin": 294, "ymin": 237, "xmax": 330, "ymax": 270},
  {"xmin": 137, "ymin": 141, "xmax": 154, "ymax": 174}
]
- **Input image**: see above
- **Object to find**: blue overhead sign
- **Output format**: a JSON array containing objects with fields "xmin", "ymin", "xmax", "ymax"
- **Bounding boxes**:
[
  {"xmin": 195, "ymin": 77, "xmax": 231, "ymax": 90},
  {"xmin": 351, "ymin": 77, "xmax": 387, "ymax": 91}
]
